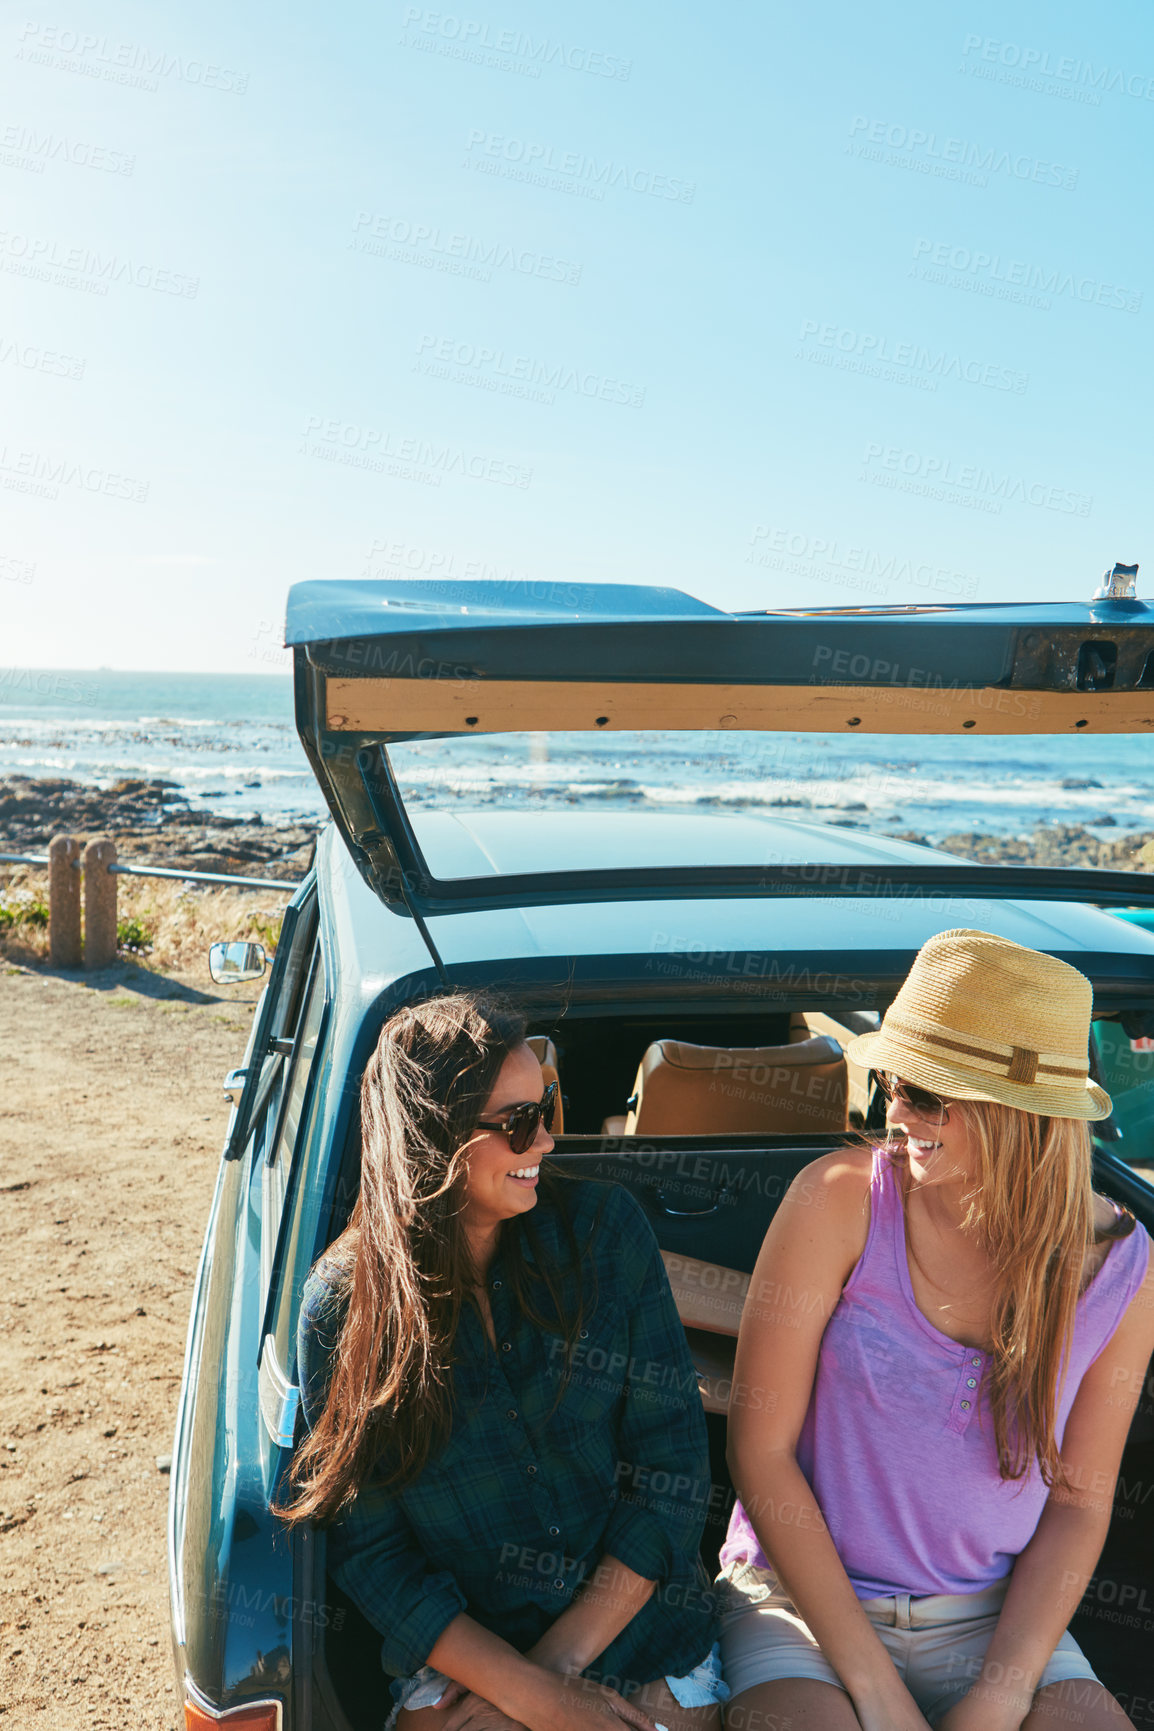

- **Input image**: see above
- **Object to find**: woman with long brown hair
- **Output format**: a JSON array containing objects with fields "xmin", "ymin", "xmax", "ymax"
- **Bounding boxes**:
[
  {"xmin": 281, "ymin": 991, "xmax": 725, "ymax": 1731},
  {"xmin": 720, "ymin": 929, "xmax": 1154, "ymax": 1730}
]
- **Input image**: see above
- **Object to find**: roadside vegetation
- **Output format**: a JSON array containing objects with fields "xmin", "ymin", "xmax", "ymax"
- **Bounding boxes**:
[{"xmin": 0, "ymin": 867, "xmax": 285, "ymax": 975}]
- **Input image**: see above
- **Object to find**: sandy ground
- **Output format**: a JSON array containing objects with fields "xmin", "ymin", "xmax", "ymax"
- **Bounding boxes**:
[{"xmin": 0, "ymin": 961, "xmax": 261, "ymax": 1730}]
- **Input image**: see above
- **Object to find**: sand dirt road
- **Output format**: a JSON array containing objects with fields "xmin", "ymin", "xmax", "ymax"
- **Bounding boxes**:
[{"xmin": 0, "ymin": 962, "xmax": 260, "ymax": 1730}]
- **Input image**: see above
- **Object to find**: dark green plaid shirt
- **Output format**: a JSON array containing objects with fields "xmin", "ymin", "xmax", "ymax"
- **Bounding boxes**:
[{"xmin": 297, "ymin": 1179, "xmax": 718, "ymax": 1686}]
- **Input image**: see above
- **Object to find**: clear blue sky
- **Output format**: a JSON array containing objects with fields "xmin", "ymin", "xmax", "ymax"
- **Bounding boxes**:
[{"xmin": 3, "ymin": 0, "xmax": 1152, "ymax": 670}]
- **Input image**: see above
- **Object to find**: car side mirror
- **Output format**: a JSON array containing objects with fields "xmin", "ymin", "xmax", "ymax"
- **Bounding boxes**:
[{"xmin": 209, "ymin": 940, "xmax": 267, "ymax": 984}]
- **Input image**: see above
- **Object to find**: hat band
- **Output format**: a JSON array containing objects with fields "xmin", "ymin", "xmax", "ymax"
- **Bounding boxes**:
[{"xmin": 884, "ymin": 1015, "xmax": 1088, "ymax": 1087}]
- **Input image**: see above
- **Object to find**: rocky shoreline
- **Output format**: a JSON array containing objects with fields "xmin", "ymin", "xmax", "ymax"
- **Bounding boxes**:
[
  {"xmin": 0, "ymin": 775, "xmax": 322, "ymax": 882},
  {"xmin": 1, "ymin": 774, "xmax": 1152, "ymax": 881},
  {"xmin": 899, "ymin": 824, "xmax": 1154, "ymax": 872}
]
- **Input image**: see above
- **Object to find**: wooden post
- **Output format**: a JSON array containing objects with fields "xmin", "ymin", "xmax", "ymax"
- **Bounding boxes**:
[
  {"xmin": 48, "ymin": 834, "xmax": 82, "ymax": 968},
  {"xmin": 84, "ymin": 836, "xmax": 118, "ymax": 969}
]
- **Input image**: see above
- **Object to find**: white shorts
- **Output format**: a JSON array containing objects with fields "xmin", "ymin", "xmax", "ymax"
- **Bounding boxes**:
[
  {"xmin": 717, "ymin": 1560, "xmax": 1099, "ymax": 1723},
  {"xmin": 386, "ymin": 1641, "xmax": 728, "ymax": 1727}
]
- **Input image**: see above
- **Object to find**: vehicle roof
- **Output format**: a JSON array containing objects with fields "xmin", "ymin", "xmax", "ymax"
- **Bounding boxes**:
[
  {"xmin": 411, "ymin": 809, "xmax": 945, "ymax": 878},
  {"xmin": 316, "ymin": 819, "xmax": 1154, "ymax": 1008},
  {"xmin": 290, "ymin": 578, "xmax": 1154, "ymax": 911},
  {"xmin": 286, "ymin": 579, "xmax": 1154, "ymax": 644}
]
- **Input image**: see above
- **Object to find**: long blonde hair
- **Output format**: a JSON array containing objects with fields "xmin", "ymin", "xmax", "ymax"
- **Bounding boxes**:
[{"xmin": 900, "ymin": 1099, "xmax": 1131, "ymax": 1489}]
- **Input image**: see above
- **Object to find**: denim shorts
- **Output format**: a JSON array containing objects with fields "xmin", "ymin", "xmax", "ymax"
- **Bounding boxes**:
[
  {"xmin": 385, "ymin": 1641, "xmax": 728, "ymax": 1727},
  {"xmin": 717, "ymin": 1560, "xmax": 1098, "ymax": 1723}
]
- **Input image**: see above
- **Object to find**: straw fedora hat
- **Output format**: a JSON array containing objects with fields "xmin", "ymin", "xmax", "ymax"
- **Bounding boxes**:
[{"xmin": 847, "ymin": 928, "xmax": 1111, "ymax": 1121}]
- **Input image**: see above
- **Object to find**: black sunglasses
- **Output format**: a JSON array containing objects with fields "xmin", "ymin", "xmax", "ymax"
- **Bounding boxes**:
[
  {"xmin": 874, "ymin": 1072, "xmax": 952, "ymax": 1123},
  {"xmin": 476, "ymin": 1080, "xmax": 558, "ymax": 1156}
]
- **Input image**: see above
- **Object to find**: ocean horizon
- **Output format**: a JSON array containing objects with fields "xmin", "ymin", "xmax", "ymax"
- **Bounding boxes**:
[{"xmin": 1, "ymin": 667, "xmax": 1152, "ymax": 841}]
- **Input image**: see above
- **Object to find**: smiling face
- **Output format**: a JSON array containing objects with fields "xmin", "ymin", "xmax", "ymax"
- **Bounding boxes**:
[
  {"xmin": 885, "ymin": 1077, "xmax": 977, "ymax": 1188},
  {"xmin": 459, "ymin": 1041, "xmax": 554, "ymax": 1243}
]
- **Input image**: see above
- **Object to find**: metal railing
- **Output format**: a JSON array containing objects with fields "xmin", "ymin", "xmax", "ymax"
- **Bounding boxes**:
[
  {"xmin": 0, "ymin": 850, "xmax": 302, "ymax": 891},
  {"xmin": 0, "ymin": 837, "xmax": 303, "ymax": 967}
]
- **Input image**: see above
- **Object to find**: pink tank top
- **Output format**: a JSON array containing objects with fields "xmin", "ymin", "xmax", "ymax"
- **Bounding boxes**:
[{"xmin": 721, "ymin": 1148, "xmax": 1150, "ymax": 1598}]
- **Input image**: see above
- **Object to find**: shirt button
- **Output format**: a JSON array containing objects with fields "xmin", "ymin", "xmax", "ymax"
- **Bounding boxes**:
[
  {"xmin": 960, "ymin": 1399, "xmax": 971, "ymax": 1411},
  {"xmin": 579, "ymin": 1329, "xmax": 589, "ymax": 1340},
  {"xmin": 553, "ymin": 1578, "xmax": 565, "ymax": 1590},
  {"xmin": 507, "ymin": 1408, "xmax": 517, "ymax": 1421},
  {"xmin": 527, "ymin": 1464, "xmax": 537, "ymax": 1476},
  {"xmin": 492, "ymin": 1279, "xmax": 503, "ymax": 1289},
  {"xmin": 549, "ymin": 1526, "xmax": 560, "ymax": 1536},
  {"xmin": 501, "ymin": 1341, "xmax": 512, "ymax": 1353},
  {"xmin": 971, "ymin": 1356, "xmax": 981, "ymax": 1367},
  {"xmin": 966, "ymin": 1378, "xmax": 977, "ymax": 1389}
]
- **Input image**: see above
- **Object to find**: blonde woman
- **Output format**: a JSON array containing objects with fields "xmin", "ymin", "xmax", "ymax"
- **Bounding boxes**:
[{"xmin": 721, "ymin": 929, "xmax": 1154, "ymax": 1731}]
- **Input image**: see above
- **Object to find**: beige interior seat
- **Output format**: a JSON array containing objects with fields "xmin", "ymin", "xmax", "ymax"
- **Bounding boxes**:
[
  {"xmin": 685, "ymin": 1327, "xmax": 737, "ymax": 1415},
  {"xmin": 658, "ymin": 1251, "xmax": 753, "ymax": 1414},
  {"xmin": 661, "ymin": 1250, "xmax": 748, "ymax": 1335},
  {"xmin": 527, "ymin": 1034, "xmax": 564, "ymax": 1135},
  {"xmin": 601, "ymin": 1036, "xmax": 847, "ymax": 1138},
  {"xmin": 791, "ymin": 1010, "xmax": 872, "ymax": 1122}
]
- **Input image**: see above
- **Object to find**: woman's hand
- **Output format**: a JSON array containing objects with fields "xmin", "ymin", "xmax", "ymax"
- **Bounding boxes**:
[
  {"xmin": 852, "ymin": 1680, "xmax": 935, "ymax": 1731},
  {"xmin": 856, "ymin": 1706, "xmax": 934, "ymax": 1731},
  {"xmin": 439, "ymin": 1688, "xmax": 527, "ymax": 1731},
  {"xmin": 515, "ymin": 1670, "xmax": 658, "ymax": 1731},
  {"xmin": 933, "ymin": 1685, "xmax": 1030, "ymax": 1731}
]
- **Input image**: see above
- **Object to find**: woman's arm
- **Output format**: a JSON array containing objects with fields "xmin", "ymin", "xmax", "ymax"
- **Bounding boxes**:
[
  {"xmin": 427, "ymin": 1612, "xmax": 658, "ymax": 1731},
  {"xmin": 727, "ymin": 1151, "xmax": 935, "ymax": 1731},
  {"xmin": 525, "ymin": 1184, "xmax": 715, "ymax": 1677},
  {"xmin": 523, "ymin": 1553, "xmax": 654, "ymax": 1676},
  {"xmin": 937, "ymin": 1250, "xmax": 1154, "ymax": 1731}
]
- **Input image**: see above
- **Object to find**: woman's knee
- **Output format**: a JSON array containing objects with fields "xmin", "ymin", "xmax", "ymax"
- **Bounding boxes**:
[
  {"xmin": 724, "ymin": 1678, "xmax": 859, "ymax": 1729},
  {"xmin": 1024, "ymin": 1679, "xmax": 1135, "ymax": 1728},
  {"xmin": 630, "ymin": 1675, "xmax": 721, "ymax": 1731}
]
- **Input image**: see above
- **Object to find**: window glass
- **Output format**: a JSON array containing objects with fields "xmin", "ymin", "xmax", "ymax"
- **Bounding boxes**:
[
  {"xmin": 261, "ymin": 948, "xmax": 326, "ymax": 1304},
  {"xmin": 235, "ymin": 893, "xmax": 317, "ymax": 1165},
  {"xmin": 386, "ymin": 732, "xmax": 1154, "ymax": 874},
  {"xmin": 270, "ymin": 904, "xmax": 317, "ymax": 1045},
  {"xmin": 1094, "ymin": 1020, "xmax": 1154, "ymax": 1161}
]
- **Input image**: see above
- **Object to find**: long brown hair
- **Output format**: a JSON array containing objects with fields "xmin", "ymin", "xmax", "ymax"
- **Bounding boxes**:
[
  {"xmin": 891, "ymin": 1098, "xmax": 1132, "ymax": 1489},
  {"xmin": 279, "ymin": 991, "xmax": 583, "ymax": 1526}
]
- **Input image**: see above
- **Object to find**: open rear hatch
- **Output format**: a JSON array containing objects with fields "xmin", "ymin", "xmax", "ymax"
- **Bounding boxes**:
[{"xmin": 287, "ymin": 579, "xmax": 1154, "ymax": 915}]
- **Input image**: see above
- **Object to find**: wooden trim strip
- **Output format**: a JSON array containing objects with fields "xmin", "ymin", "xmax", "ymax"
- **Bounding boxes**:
[{"xmin": 326, "ymin": 677, "xmax": 1154, "ymax": 737}]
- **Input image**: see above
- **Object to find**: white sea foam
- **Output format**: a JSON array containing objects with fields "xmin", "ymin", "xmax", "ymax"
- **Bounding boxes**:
[{"xmin": 1, "ymin": 674, "xmax": 1151, "ymax": 838}]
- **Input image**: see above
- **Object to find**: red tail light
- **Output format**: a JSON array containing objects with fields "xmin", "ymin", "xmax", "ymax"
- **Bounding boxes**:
[{"xmin": 184, "ymin": 1692, "xmax": 281, "ymax": 1729}]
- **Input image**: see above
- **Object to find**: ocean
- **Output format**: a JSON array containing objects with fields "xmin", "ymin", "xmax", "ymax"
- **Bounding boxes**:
[{"xmin": 1, "ymin": 668, "xmax": 1151, "ymax": 841}]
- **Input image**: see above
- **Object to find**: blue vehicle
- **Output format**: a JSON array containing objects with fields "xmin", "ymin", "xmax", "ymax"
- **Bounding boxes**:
[{"xmin": 169, "ymin": 580, "xmax": 1154, "ymax": 1729}]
